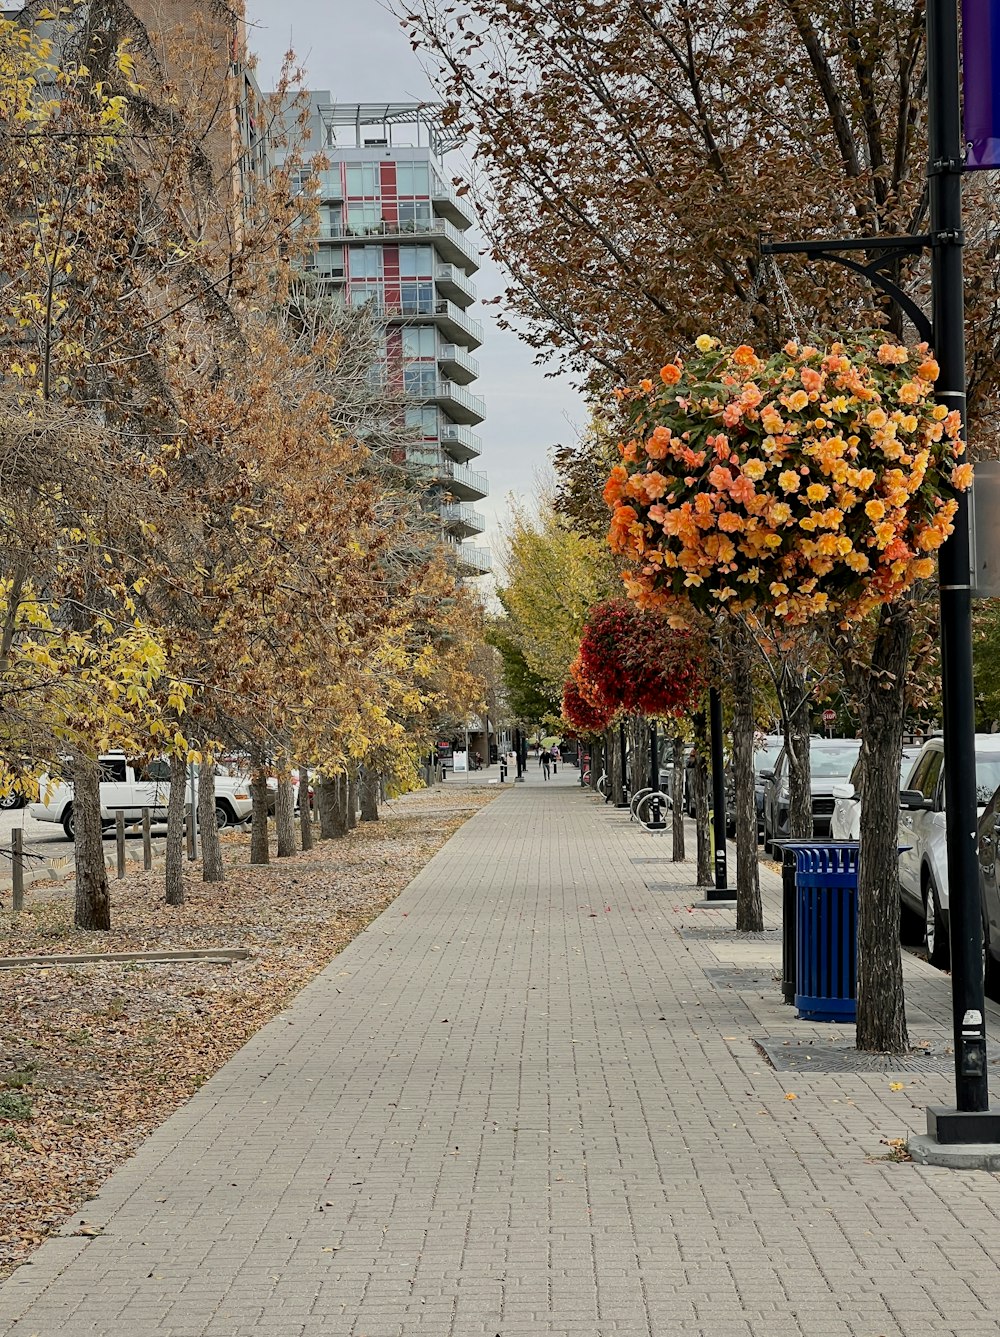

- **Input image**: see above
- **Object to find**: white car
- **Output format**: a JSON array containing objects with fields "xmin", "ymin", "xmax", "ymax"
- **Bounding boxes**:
[
  {"xmin": 29, "ymin": 753, "xmax": 253, "ymax": 839},
  {"xmin": 897, "ymin": 735, "xmax": 1000, "ymax": 969},
  {"xmin": 830, "ymin": 745, "xmax": 922, "ymax": 841}
]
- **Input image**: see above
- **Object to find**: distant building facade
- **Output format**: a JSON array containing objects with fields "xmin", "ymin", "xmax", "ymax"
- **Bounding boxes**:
[{"xmin": 297, "ymin": 98, "xmax": 490, "ymax": 576}]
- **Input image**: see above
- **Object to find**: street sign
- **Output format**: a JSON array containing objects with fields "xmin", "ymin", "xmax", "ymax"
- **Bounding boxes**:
[{"xmin": 822, "ymin": 709, "xmax": 836, "ymax": 723}]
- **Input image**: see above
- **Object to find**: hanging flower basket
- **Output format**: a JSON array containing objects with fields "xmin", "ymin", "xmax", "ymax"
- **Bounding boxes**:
[
  {"xmin": 562, "ymin": 670, "xmax": 613, "ymax": 734},
  {"xmin": 575, "ymin": 600, "xmax": 703, "ymax": 717},
  {"xmin": 604, "ymin": 335, "xmax": 970, "ymax": 625}
]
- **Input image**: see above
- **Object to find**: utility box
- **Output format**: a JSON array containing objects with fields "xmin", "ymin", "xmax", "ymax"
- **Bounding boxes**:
[{"xmin": 971, "ymin": 460, "xmax": 1000, "ymax": 597}]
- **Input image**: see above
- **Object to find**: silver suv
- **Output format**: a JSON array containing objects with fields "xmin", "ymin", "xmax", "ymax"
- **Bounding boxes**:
[{"xmin": 898, "ymin": 735, "xmax": 1000, "ymax": 969}]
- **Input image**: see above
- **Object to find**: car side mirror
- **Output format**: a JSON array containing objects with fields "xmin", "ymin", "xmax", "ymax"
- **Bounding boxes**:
[
  {"xmin": 831, "ymin": 782, "xmax": 855, "ymax": 800},
  {"xmin": 759, "ymin": 769, "xmax": 775, "ymax": 782},
  {"xmin": 899, "ymin": 788, "xmax": 932, "ymax": 810}
]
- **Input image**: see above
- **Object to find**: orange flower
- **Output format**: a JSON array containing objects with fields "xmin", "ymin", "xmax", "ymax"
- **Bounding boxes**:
[
  {"xmin": 603, "ymin": 465, "xmax": 628, "ymax": 507},
  {"xmin": 801, "ymin": 367, "xmax": 824, "ymax": 393},
  {"xmin": 639, "ymin": 378, "xmax": 654, "ymax": 393},
  {"xmin": 916, "ymin": 358, "xmax": 940, "ymax": 382},
  {"xmin": 787, "ymin": 389, "xmax": 809, "ymax": 412},
  {"xmin": 951, "ymin": 462, "xmax": 974, "ymax": 490},
  {"xmin": 660, "ymin": 362, "xmax": 681, "ymax": 385},
  {"xmin": 644, "ymin": 471, "xmax": 669, "ymax": 500},
  {"xmin": 865, "ymin": 499, "xmax": 886, "ymax": 521},
  {"xmin": 646, "ymin": 425, "xmax": 672, "ymax": 460},
  {"xmin": 732, "ymin": 344, "xmax": 759, "ymax": 367},
  {"xmin": 778, "ymin": 470, "xmax": 800, "ymax": 493},
  {"xmin": 729, "ymin": 475, "xmax": 757, "ymax": 506}
]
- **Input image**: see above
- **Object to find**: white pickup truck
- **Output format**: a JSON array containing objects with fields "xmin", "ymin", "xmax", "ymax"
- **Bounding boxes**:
[{"xmin": 29, "ymin": 753, "xmax": 253, "ymax": 839}]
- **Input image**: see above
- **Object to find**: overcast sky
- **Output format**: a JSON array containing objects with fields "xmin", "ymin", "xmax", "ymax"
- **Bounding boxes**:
[{"xmin": 244, "ymin": 0, "xmax": 586, "ymax": 553}]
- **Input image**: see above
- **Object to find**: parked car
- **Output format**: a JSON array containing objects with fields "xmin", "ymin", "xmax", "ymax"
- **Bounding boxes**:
[
  {"xmin": 830, "ymin": 745, "xmax": 922, "ymax": 841},
  {"xmin": 725, "ymin": 734, "xmax": 784, "ymax": 838},
  {"xmin": 900, "ymin": 734, "xmax": 1000, "ymax": 969},
  {"xmin": 975, "ymin": 785, "xmax": 1000, "ymax": 997},
  {"xmin": 29, "ymin": 753, "xmax": 253, "ymax": 839},
  {"xmin": 761, "ymin": 737, "xmax": 862, "ymax": 855}
]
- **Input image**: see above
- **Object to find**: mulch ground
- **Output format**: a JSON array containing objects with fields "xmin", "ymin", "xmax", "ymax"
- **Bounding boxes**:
[{"xmin": 0, "ymin": 784, "xmax": 501, "ymax": 1278}]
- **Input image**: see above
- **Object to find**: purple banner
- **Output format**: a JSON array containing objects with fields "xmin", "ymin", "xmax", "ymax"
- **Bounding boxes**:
[{"xmin": 964, "ymin": 0, "xmax": 1000, "ymax": 168}]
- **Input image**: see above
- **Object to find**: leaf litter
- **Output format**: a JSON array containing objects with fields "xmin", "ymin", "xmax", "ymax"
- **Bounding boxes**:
[{"xmin": 0, "ymin": 786, "xmax": 499, "ymax": 1278}]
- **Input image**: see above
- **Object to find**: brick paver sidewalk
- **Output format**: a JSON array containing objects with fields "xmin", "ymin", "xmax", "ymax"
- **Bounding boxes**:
[{"xmin": 3, "ymin": 769, "xmax": 1000, "ymax": 1336}]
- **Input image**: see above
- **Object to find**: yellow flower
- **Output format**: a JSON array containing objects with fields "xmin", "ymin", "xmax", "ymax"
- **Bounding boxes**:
[
  {"xmin": 875, "ymin": 521, "xmax": 896, "ymax": 549},
  {"xmin": 778, "ymin": 470, "xmax": 800, "ymax": 493},
  {"xmin": 743, "ymin": 459, "xmax": 767, "ymax": 481},
  {"xmin": 770, "ymin": 502, "xmax": 792, "ymax": 525},
  {"xmin": 865, "ymin": 499, "xmax": 886, "ymax": 521},
  {"xmin": 866, "ymin": 408, "xmax": 888, "ymax": 429},
  {"xmin": 787, "ymin": 389, "xmax": 809, "ymax": 411},
  {"xmin": 806, "ymin": 483, "xmax": 829, "ymax": 503},
  {"xmin": 695, "ymin": 334, "xmax": 715, "ymax": 352}
]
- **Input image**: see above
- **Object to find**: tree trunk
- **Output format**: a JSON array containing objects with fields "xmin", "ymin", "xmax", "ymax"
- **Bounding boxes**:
[
  {"xmin": 165, "ymin": 751, "xmax": 188, "ymax": 906},
  {"xmin": 249, "ymin": 743, "xmax": 269, "ymax": 865},
  {"xmin": 328, "ymin": 773, "xmax": 349, "ymax": 837},
  {"xmin": 72, "ymin": 755, "xmax": 110, "ymax": 930},
  {"xmin": 783, "ymin": 661, "xmax": 814, "ymax": 838},
  {"xmin": 298, "ymin": 761, "xmax": 313, "ymax": 851},
  {"xmin": 347, "ymin": 773, "xmax": 358, "ymax": 830},
  {"xmin": 731, "ymin": 625, "xmax": 763, "ymax": 931},
  {"xmin": 630, "ymin": 717, "xmax": 647, "ymax": 795},
  {"xmin": 854, "ymin": 601, "xmax": 913, "ymax": 1054},
  {"xmin": 198, "ymin": 760, "xmax": 224, "ymax": 883},
  {"xmin": 316, "ymin": 774, "xmax": 337, "ymax": 839},
  {"xmin": 671, "ymin": 735, "xmax": 686, "ymax": 862},
  {"xmin": 360, "ymin": 765, "xmax": 379, "ymax": 821},
  {"xmin": 611, "ymin": 727, "xmax": 624, "ymax": 805},
  {"xmin": 275, "ymin": 766, "xmax": 295, "ymax": 858},
  {"xmin": 692, "ymin": 711, "xmax": 712, "ymax": 887},
  {"xmin": 589, "ymin": 736, "xmax": 602, "ymax": 791}
]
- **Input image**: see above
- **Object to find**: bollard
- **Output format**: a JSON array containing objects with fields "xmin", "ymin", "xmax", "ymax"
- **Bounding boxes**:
[
  {"xmin": 115, "ymin": 811, "xmax": 126, "ymax": 879},
  {"xmin": 11, "ymin": 828, "xmax": 23, "ymax": 913},
  {"xmin": 142, "ymin": 808, "xmax": 152, "ymax": 872},
  {"xmin": 185, "ymin": 804, "xmax": 195, "ymax": 859}
]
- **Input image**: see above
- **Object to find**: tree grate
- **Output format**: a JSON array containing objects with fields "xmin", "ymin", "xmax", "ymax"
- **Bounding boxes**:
[
  {"xmin": 681, "ymin": 927, "xmax": 782, "ymax": 941},
  {"xmin": 704, "ymin": 967, "xmax": 781, "ymax": 990},
  {"xmin": 752, "ymin": 1037, "xmax": 993, "ymax": 1074}
]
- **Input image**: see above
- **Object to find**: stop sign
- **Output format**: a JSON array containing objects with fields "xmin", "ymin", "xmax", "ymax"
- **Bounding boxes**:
[{"xmin": 822, "ymin": 709, "xmax": 836, "ymax": 723}]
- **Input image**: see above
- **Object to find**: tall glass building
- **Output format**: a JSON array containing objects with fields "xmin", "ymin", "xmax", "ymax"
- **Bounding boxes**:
[{"xmin": 299, "ymin": 99, "xmax": 490, "ymax": 576}]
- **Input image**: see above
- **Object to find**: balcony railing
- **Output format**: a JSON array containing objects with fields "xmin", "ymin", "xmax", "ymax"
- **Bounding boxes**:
[
  {"xmin": 431, "ymin": 171, "xmax": 477, "ymax": 229},
  {"xmin": 416, "ymin": 453, "xmax": 489, "ymax": 500},
  {"xmin": 403, "ymin": 379, "xmax": 485, "ymax": 425},
  {"xmin": 441, "ymin": 502, "xmax": 486, "ymax": 534},
  {"xmin": 456, "ymin": 545, "xmax": 492, "ymax": 575},
  {"xmin": 322, "ymin": 215, "xmax": 479, "ymax": 269},
  {"xmin": 439, "ymin": 421, "xmax": 482, "ymax": 460},
  {"xmin": 436, "ymin": 263, "xmax": 478, "ymax": 305},
  {"xmin": 438, "ymin": 343, "xmax": 480, "ymax": 383}
]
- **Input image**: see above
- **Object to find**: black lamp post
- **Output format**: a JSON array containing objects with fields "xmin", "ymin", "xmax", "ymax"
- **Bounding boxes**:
[{"xmin": 708, "ymin": 683, "xmax": 730, "ymax": 898}]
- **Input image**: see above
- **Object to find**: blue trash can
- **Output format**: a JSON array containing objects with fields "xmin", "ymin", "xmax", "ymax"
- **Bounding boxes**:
[{"xmin": 786, "ymin": 842, "xmax": 859, "ymax": 1023}]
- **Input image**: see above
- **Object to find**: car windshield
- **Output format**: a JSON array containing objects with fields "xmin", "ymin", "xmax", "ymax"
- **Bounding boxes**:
[
  {"xmin": 810, "ymin": 743, "xmax": 861, "ymax": 777},
  {"xmin": 754, "ymin": 743, "xmax": 782, "ymax": 773},
  {"xmin": 976, "ymin": 755, "xmax": 1000, "ymax": 806}
]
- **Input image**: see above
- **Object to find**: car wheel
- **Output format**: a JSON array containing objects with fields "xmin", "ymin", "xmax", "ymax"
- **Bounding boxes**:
[
  {"xmin": 61, "ymin": 806, "xmax": 75, "ymax": 841},
  {"xmin": 899, "ymin": 900, "xmax": 925, "ymax": 947},
  {"xmin": 924, "ymin": 874, "xmax": 950, "ymax": 971},
  {"xmin": 214, "ymin": 802, "xmax": 233, "ymax": 830},
  {"xmin": 762, "ymin": 814, "xmax": 774, "ymax": 858},
  {"xmin": 0, "ymin": 789, "xmax": 23, "ymax": 811}
]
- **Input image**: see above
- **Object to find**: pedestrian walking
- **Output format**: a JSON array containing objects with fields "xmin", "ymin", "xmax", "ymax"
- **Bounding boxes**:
[
  {"xmin": 540, "ymin": 748, "xmax": 552, "ymax": 780},
  {"xmin": 551, "ymin": 744, "xmax": 560, "ymax": 775}
]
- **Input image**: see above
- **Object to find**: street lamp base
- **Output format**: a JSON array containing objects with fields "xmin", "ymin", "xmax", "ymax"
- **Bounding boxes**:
[
  {"xmin": 910, "ymin": 1121, "xmax": 1000, "ymax": 1171},
  {"xmin": 691, "ymin": 897, "xmax": 737, "ymax": 910},
  {"xmin": 926, "ymin": 1105, "xmax": 1000, "ymax": 1144}
]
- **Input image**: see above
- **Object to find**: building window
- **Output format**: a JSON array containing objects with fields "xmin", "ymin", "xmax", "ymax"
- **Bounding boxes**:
[
  {"xmin": 404, "ymin": 364, "xmax": 437, "ymax": 395},
  {"xmin": 397, "ymin": 200, "xmax": 432, "ymax": 230},
  {"xmin": 345, "ymin": 162, "xmax": 380, "ymax": 197},
  {"xmin": 349, "ymin": 283, "xmax": 383, "ymax": 309},
  {"xmin": 353, "ymin": 246, "xmax": 384, "ymax": 280},
  {"xmin": 396, "ymin": 161, "xmax": 430, "ymax": 196},
  {"xmin": 405, "ymin": 407, "xmax": 439, "ymax": 438},
  {"xmin": 399, "ymin": 245, "xmax": 434, "ymax": 278},
  {"xmin": 402, "ymin": 327, "xmax": 436, "ymax": 358},
  {"xmin": 400, "ymin": 281, "xmax": 434, "ymax": 315},
  {"xmin": 346, "ymin": 203, "xmax": 380, "ymax": 234},
  {"xmin": 318, "ymin": 203, "xmax": 342, "ymax": 238},
  {"xmin": 310, "ymin": 246, "xmax": 345, "ymax": 277}
]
